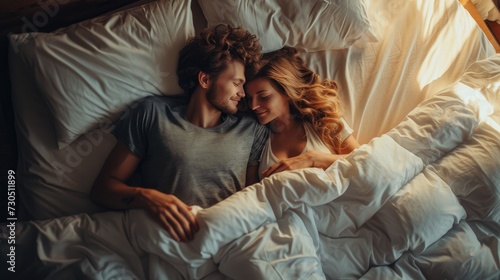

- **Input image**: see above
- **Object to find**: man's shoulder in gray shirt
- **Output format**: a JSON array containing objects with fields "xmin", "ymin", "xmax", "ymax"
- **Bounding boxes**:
[{"xmin": 112, "ymin": 95, "xmax": 269, "ymax": 207}]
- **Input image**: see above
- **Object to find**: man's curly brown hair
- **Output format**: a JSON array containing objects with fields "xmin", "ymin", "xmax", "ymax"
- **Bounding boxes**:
[{"xmin": 177, "ymin": 24, "xmax": 261, "ymax": 95}]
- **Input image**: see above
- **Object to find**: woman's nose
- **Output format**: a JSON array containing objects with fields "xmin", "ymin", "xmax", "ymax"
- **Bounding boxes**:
[{"xmin": 251, "ymin": 99, "xmax": 260, "ymax": 110}]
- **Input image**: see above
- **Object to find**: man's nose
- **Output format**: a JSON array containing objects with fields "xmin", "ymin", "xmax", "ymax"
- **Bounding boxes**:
[{"xmin": 237, "ymin": 87, "xmax": 245, "ymax": 98}]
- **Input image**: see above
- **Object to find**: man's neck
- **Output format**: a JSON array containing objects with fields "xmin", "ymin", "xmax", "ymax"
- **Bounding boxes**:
[{"xmin": 185, "ymin": 90, "xmax": 223, "ymax": 128}]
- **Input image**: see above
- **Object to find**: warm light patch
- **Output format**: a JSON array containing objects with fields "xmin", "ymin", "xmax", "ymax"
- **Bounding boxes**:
[
  {"xmin": 486, "ymin": 116, "xmax": 500, "ymax": 132},
  {"xmin": 416, "ymin": 0, "xmax": 476, "ymax": 90}
]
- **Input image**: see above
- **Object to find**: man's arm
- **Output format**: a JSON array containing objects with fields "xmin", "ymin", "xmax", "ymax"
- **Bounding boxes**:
[
  {"xmin": 246, "ymin": 165, "xmax": 260, "ymax": 186},
  {"xmin": 245, "ymin": 122, "xmax": 270, "ymax": 184},
  {"xmin": 90, "ymin": 141, "xmax": 199, "ymax": 242},
  {"xmin": 91, "ymin": 141, "xmax": 143, "ymax": 209}
]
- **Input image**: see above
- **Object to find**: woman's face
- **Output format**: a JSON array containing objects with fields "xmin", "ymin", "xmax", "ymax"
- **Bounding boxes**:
[{"xmin": 245, "ymin": 77, "xmax": 290, "ymax": 125}]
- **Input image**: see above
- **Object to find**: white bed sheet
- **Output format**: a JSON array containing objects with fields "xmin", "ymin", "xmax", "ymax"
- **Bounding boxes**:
[
  {"xmin": 303, "ymin": 0, "xmax": 496, "ymax": 144},
  {"xmin": 5, "ymin": 74, "xmax": 499, "ymax": 279},
  {"xmin": 4, "ymin": 0, "xmax": 500, "ymax": 278},
  {"xmin": 8, "ymin": 0, "xmax": 497, "ymax": 223}
]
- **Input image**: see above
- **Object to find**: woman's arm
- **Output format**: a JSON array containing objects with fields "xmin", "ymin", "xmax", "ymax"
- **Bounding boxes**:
[
  {"xmin": 261, "ymin": 135, "xmax": 360, "ymax": 177},
  {"xmin": 338, "ymin": 134, "xmax": 360, "ymax": 154}
]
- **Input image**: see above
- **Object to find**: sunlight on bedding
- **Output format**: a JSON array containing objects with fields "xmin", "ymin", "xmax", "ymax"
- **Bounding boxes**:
[
  {"xmin": 485, "ymin": 116, "xmax": 500, "ymax": 132},
  {"xmin": 416, "ymin": 0, "xmax": 476, "ymax": 90},
  {"xmin": 3, "ymin": 0, "xmax": 499, "ymax": 279},
  {"xmin": 453, "ymin": 83, "xmax": 494, "ymax": 122}
]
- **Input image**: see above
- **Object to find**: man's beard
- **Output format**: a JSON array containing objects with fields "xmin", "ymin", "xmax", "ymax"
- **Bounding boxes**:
[{"xmin": 206, "ymin": 84, "xmax": 238, "ymax": 115}]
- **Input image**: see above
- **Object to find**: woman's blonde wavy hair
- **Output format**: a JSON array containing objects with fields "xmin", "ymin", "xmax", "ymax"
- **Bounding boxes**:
[{"xmin": 248, "ymin": 47, "xmax": 345, "ymax": 153}]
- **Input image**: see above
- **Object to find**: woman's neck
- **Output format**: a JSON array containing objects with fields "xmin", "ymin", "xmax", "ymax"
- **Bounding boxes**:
[
  {"xmin": 269, "ymin": 116, "xmax": 307, "ymax": 160},
  {"xmin": 270, "ymin": 116, "xmax": 302, "ymax": 134}
]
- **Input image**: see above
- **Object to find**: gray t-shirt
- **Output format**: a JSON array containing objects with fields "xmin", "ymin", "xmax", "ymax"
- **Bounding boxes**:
[{"xmin": 113, "ymin": 96, "xmax": 268, "ymax": 207}]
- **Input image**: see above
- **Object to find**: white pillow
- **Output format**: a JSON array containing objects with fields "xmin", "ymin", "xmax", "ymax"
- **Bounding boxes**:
[
  {"xmin": 197, "ymin": 0, "xmax": 377, "ymax": 52},
  {"xmin": 11, "ymin": 0, "xmax": 195, "ymax": 149},
  {"xmin": 472, "ymin": 0, "xmax": 500, "ymax": 23}
]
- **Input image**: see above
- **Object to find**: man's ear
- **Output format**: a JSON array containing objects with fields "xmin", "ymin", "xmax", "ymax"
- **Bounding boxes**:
[{"xmin": 198, "ymin": 71, "xmax": 210, "ymax": 89}]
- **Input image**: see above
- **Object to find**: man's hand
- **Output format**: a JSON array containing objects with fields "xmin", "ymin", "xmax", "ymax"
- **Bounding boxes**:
[{"xmin": 138, "ymin": 189, "xmax": 200, "ymax": 242}]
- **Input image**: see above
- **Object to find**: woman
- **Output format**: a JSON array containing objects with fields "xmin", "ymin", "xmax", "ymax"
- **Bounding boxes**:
[{"xmin": 245, "ymin": 47, "xmax": 360, "ymax": 179}]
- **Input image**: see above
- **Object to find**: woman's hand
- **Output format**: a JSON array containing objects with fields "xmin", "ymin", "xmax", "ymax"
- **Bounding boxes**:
[
  {"xmin": 262, "ymin": 151, "xmax": 342, "ymax": 177},
  {"xmin": 138, "ymin": 188, "xmax": 200, "ymax": 242}
]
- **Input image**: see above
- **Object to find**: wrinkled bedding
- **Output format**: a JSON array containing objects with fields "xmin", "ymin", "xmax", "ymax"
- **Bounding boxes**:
[{"xmin": 3, "ymin": 56, "xmax": 499, "ymax": 279}]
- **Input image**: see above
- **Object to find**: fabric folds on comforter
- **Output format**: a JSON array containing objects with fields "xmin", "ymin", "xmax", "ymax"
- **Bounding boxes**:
[{"xmin": 1, "ymin": 70, "xmax": 499, "ymax": 279}]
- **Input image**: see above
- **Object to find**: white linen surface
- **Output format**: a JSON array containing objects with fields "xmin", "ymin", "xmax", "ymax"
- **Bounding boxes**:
[
  {"xmin": 8, "ymin": 0, "xmax": 496, "ymax": 220},
  {"xmin": 3, "ymin": 74, "xmax": 499, "ymax": 279},
  {"xmin": 26, "ymin": 0, "xmax": 194, "ymax": 149},
  {"xmin": 8, "ymin": 0, "xmax": 196, "ymax": 219},
  {"xmin": 4, "ymin": 0, "xmax": 499, "ymax": 278},
  {"xmin": 472, "ymin": 0, "xmax": 500, "ymax": 23},
  {"xmin": 302, "ymin": 0, "xmax": 496, "ymax": 145},
  {"xmin": 197, "ymin": 0, "xmax": 377, "ymax": 52}
]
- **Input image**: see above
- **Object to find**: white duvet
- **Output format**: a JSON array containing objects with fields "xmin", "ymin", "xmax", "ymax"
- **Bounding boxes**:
[{"xmin": 5, "ymin": 57, "xmax": 500, "ymax": 279}]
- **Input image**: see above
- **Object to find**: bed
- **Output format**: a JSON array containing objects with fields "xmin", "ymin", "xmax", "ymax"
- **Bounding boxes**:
[{"xmin": 1, "ymin": 0, "xmax": 499, "ymax": 279}]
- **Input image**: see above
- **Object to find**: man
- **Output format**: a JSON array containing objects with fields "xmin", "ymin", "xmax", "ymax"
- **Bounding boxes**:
[{"xmin": 90, "ymin": 25, "xmax": 268, "ymax": 243}]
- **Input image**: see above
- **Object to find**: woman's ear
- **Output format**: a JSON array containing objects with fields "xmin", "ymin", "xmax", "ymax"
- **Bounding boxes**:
[{"xmin": 198, "ymin": 71, "xmax": 210, "ymax": 89}]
